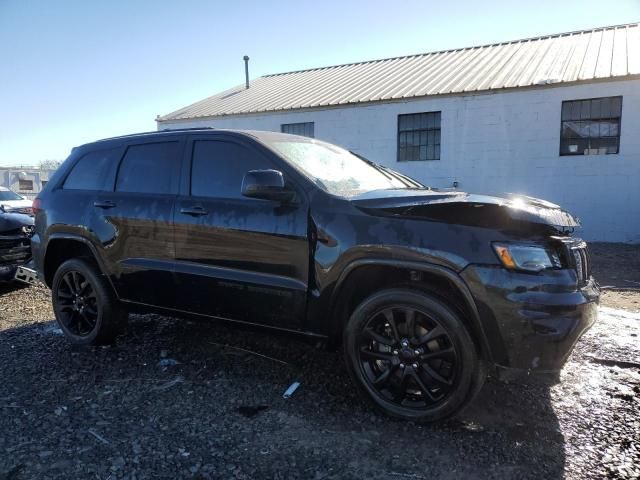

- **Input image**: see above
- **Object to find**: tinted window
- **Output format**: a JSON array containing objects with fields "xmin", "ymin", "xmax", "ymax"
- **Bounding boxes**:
[
  {"xmin": 64, "ymin": 148, "xmax": 117, "ymax": 190},
  {"xmin": 116, "ymin": 142, "xmax": 180, "ymax": 194},
  {"xmin": 191, "ymin": 141, "xmax": 274, "ymax": 199}
]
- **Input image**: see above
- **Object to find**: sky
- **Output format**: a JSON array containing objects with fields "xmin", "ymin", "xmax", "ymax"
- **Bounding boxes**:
[{"xmin": 0, "ymin": 0, "xmax": 638, "ymax": 166}]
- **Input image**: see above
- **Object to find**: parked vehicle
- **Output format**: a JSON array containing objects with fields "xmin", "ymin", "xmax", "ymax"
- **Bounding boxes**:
[
  {"xmin": 31, "ymin": 129, "xmax": 599, "ymax": 421},
  {"xmin": 0, "ymin": 205, "xmax": 34, "ymax": 282},
  {"xmin": 0, "ymin": 187, "xmax": 33, "ymax": 215}
]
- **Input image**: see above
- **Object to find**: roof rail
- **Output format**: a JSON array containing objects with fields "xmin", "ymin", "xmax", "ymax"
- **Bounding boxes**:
[
  {"xmin": 161, "ymin": 127, "xmax": 215, "ymax": 131},
  {"xmin": 95, "ymin": 127, "xmax": 215, "ymax": 143}
]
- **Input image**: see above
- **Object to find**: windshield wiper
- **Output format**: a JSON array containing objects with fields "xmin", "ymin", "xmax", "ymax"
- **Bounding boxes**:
[
  {"xmin": 349, "ymin": 150, "xmax": 427, "ymax": 189},
  {"xmin": 377, "ymin": 165, "xmax": 426, "ymax": 189},
  {"xmin": 351, "ymin": 153, "xmax": 395, "ymax": 181}
]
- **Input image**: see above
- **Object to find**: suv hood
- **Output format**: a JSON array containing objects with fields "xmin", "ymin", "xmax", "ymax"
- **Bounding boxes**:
[
  {"xmin": 0, "ymin": 199, "xmax": 33, "ymax": 212},
  {"xmin": 352, "ymin": 190, "xmax": 580, "ymax": 229}
]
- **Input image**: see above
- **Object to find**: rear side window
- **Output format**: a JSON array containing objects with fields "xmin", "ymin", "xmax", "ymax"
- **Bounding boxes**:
[
  {"xmin": 64, "ymin": 148, "xmax": 118, "ymax": 190},
  {"xmin": 116, "ymin": 142, "xmax": 180, "ymax": 194},
  {"xmin": 191, "ymin": 140, "xmax": 273, "ymax": 199}
]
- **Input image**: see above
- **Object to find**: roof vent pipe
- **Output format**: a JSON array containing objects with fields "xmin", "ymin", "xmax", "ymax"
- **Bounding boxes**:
[{"xmin": 243, "ymin": 55, "xmax": 250, "ymax": 89}]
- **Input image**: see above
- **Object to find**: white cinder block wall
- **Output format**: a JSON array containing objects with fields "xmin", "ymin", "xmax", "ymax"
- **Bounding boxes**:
[
  {"xmin": 0, "ymin": 169, "xmax": 52, "ymax": 199},
  {"xmin": 159, "ymin": 79, "xmax": 640, "ymax": 243}
]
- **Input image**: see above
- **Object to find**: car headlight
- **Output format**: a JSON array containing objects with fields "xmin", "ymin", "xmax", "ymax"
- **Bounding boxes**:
[{"xmin": 492, "ymin": 243, "xmax": 561, "ymax": 273}]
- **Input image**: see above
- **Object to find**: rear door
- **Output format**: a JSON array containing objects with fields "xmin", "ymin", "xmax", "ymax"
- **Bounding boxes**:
[
  {"xmin": 50, "ymin": 145, "xmax": 123, "ymax": 246},
  {"xmin": 90, "ymin": 137, "xmax": 184, "ymax": 308},
  {"xmin": 173, "ymin": 134, "xmax": 309, "ymax": 330}
]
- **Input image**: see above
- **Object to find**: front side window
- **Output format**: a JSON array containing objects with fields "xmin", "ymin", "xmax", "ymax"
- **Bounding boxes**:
[
  {"xmin": 116, "ymin": 142, "xmax": 180, "ymax": 194},
  {"xmin": 560, "ymin": 97, "xmax": 622, "ymax": 155},
  {"xmin": 398, "ymin": 112, "xmax": 441, "ymax": 161},
  {"xmin": 264, "ymin": 138, "xmax": 416, "ymax": 197},
  {"xmin": 64, "ymin": 148, "xmax": 118, "ymax": 191},
  {"xmin": 191, "ymin": 140, "xmax": 273, "ymax": 199},
  {"xmin": 281, "ymin": 122, "xmax": 315, "ymax": 138}
]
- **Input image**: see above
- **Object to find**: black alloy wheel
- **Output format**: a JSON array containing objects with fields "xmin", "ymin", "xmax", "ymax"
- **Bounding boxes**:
[
  {"xmin": 358, "ymin": 305, "xmax": 457, "ymax": 406},
  {"xmin": 344, "ymin": 289, "xmax": 483, "ymax": 422},
  {"xmin": 52, "ymin": 258, "xmax": 127, "ymax": 345},
  {"xmin": 56, "ymin": 270, "xmax": 99, "ymax": 337}
]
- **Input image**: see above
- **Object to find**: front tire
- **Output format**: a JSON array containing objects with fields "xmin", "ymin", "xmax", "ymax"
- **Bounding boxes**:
[
  {"xmin": 52, "ymin": 258, "xmax": 127, "ymax": 345},
  {"xmin": 343, "ymin": 289, "xmax": 483, "ymax": 422}
]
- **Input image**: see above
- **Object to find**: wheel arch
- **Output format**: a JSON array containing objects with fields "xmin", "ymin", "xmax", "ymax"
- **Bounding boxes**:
[
  {"xmin": 328, "ymin": 259, "xmax": 493, "ymax": 363},
  {"xmin": 43, "ymin": 234, "xmax": 112, "ymax": 290}
]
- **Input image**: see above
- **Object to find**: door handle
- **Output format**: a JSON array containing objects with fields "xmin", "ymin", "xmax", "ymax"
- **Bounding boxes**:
[
  {"xmin": 93, "ymin": 200, "xmax": 116, "ymax": 209},
  {"xmin": 180, "ymin": 206, "xmax": 208, "ymax": 216}
]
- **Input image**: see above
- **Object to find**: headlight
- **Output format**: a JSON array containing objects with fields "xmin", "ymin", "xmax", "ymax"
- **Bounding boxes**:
[{"xmin": 492, "ymin": 243, "xmax": 561, "ymax": 273}]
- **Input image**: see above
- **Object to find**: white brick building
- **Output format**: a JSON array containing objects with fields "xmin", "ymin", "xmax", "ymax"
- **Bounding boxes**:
[
  {"xmin": 0, "ymin": 167, "xmax": 54, "ymax": 199},
  {"xmin": 158, "ymin": 23, "xmax": 640, "ymax": 243}
]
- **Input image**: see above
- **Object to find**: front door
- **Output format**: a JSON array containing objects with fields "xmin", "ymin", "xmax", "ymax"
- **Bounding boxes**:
[{"xmin": 173, "ymin": 135, "xmax": 309, "ymax": 330}]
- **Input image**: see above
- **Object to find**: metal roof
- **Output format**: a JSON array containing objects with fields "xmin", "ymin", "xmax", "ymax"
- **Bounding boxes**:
[{"xmin": 158, "ymin": 22, "xmax": 640, "ymax": 122}]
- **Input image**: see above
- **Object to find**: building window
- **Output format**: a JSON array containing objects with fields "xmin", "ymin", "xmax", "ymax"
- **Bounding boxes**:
[
  {"xmin": 560, "ymin": 97, "xmax": 622, "ymax": 155},
  {"xmin": 18, "ymin": 179, "xmax": 33, "ymax": 191},
  {"xmin": 41, "ymin": 181, "xmax": 48, "ymax": 187},
  {"xmin": 281, "ymin": 122, "xmax": 314, "ymax": 138},
  {"xmin": 398, "ymin": 112, "xmax": 441, "ymax": 161}
]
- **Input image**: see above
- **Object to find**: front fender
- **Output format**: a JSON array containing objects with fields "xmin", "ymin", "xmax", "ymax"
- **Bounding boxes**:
[{"xmin": 326, "ymin": 258, "xmax": 493, "ymax": 363}]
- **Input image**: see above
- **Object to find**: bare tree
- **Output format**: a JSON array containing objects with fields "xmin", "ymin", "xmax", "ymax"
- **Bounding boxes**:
[{"xmin": 39, "ymin": 159, "xmax": 62, "ymax": 170}]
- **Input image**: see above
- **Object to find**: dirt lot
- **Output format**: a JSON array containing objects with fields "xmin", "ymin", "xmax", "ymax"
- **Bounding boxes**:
[
  {"xmin": 0, "ymin": 243, "xmax": 638, "ymax": 479},
  {"xmin": 589, "ymin": 243, "xmax": 640, "ymax": 312}
]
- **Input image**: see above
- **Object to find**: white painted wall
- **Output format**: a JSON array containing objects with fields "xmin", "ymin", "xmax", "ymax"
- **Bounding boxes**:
[{"xmin": 159, "ymin": 79, "xmax": 640, "ymax": 243}]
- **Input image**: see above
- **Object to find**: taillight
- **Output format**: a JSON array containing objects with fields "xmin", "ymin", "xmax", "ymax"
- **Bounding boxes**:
[{"xmin": 32, "ymin": 198, "xmax": 42, "ymax": 215}]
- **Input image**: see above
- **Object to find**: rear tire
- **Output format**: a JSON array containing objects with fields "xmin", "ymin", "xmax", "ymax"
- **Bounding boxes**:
[
  {"xmin": 343, "ymin": 288, "xmax": 484, "ymax": 422},
  {"xmin": 52, "ymin": 258, "xmax": 127, "ymax": 345}
]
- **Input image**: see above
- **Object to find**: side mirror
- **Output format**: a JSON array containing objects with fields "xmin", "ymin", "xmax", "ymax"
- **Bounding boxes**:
[{"xmin": 241, "ymin": 170, "xmax": 294, "ymax": 202}]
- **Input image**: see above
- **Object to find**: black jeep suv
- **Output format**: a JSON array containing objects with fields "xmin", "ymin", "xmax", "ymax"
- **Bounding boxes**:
[{"xmin": 32, "ymin": 128, "xmax": 599, "ymax": 421}]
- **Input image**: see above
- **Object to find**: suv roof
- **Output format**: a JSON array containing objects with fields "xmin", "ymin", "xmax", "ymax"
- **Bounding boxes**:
[
  {"xmin": 81, "ymin": 128, "xmax": 315, "ymax": 151},
  {"xmin": 94, "ymin": 127, "xmax": 216, "ymax": 144}
]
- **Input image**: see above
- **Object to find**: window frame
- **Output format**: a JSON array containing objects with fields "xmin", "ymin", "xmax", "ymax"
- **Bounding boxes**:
[
  {"xmin": 281, "ymin": 122, "xmax": 315, "ymax": 138},
  {"xmin": 559, "ymin": 96, "xmax": 622, "ymax": 156},
  {"xmin": 397, "ymin": 111, "xmax": 441, "ymax": 162}
]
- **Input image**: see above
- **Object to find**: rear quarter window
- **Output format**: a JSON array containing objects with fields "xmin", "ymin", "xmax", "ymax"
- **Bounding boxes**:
[{"xmin": 63, "ymin": 148, "xmax": 118, "ymax": 190}]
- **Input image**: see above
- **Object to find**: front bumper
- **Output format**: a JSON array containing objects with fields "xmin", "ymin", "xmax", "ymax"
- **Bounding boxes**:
[
  {"xmin": 0, "ymin": 231, "xmax": 33, "ymax": 282},
  {"xmin": 461, "ymin": 265, "xmax": 599, "ymax": 373},
  {"xmin": 0, "ymin": 264, "xmax": 18, "ymax": 282}
]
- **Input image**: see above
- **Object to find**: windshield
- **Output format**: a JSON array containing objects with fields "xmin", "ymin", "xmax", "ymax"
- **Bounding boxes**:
[
  {"xmin": 0, "ymin": 190, "xmax": 23, "ymax": 201},
  {"xmin": 265, "ymin": 138, "xmax": 423, "ymax": 197}
]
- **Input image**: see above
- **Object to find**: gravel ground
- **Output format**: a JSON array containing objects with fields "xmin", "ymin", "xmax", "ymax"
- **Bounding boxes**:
[
  {"xmin": 590, "ymin": 243, "xmax": 640, "ymax": 313},
  {"xmin": 0, "ymin": 243, "xmax": 638, "ymax": 479}
]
